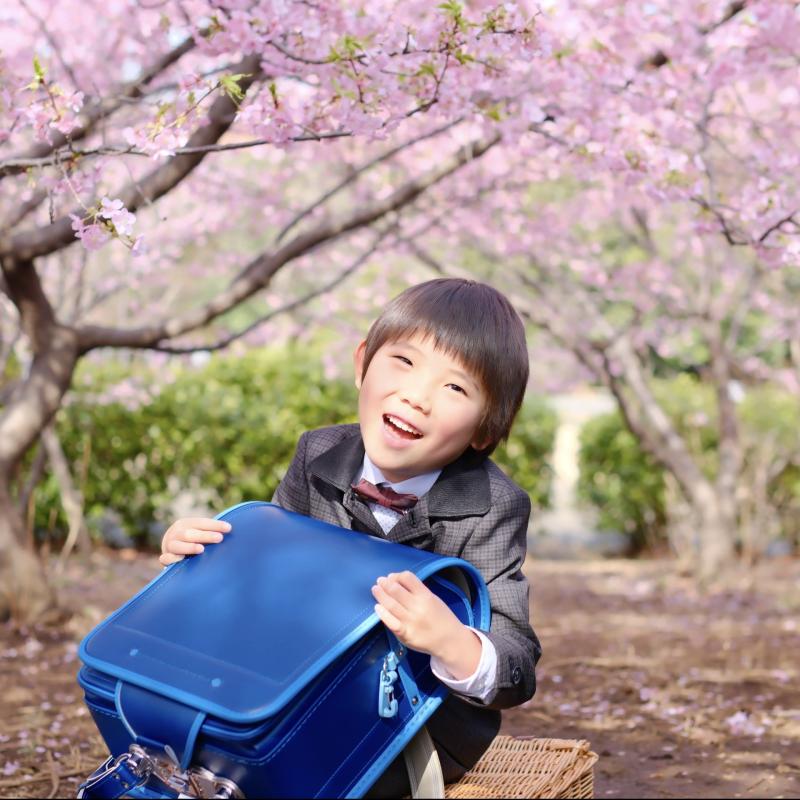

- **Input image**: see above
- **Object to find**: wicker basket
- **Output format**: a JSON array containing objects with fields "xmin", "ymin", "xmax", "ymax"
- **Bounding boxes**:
[{"xmin": 445, "ymin": 736, "xmax": 598, "ymax": 799}]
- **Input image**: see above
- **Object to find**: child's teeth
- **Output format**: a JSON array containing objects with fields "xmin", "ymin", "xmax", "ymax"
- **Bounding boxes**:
[{"xmin": 388, "ymin": 415, "xmax": 419, "ymax": 435}]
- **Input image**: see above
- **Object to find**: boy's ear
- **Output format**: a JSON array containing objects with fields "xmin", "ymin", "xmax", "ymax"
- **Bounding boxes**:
[
  {"xmin": 470, "ymin": 416, "xmax": 492, "ymax": 452},
  {"xmin": 353, "ymin": 340, "xmax": 367, "ymax": 389},
  {"xmin": 470, "ymin": 433, "xmax": 492, "ymax": 452}
]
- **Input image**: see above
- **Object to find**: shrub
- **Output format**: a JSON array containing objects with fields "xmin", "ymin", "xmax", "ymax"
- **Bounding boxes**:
[
  {"xmin": 493, "ymin": 397, "xmax": 557, "ymax": 511},
  {"xmin": 35, "ymin": 347, "xmax": 356, "ymax": 542},
  {"xmin": 578, "ymin": 376, "xmax": 800, "ymax": 553},
  {"xmin": 577, "ymin": 412, "xmax": 668, "ymax": 551}
]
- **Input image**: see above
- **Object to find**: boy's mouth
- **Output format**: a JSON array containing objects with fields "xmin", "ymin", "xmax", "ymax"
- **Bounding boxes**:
[{"xmin": 383, "ymin": 414, "xmax": 423, "ymax": 439}]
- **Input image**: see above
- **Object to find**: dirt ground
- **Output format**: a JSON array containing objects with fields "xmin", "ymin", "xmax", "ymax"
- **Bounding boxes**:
[{"xmin": 1, "ymin": 551, "xmax": 799, "ymax": 799}]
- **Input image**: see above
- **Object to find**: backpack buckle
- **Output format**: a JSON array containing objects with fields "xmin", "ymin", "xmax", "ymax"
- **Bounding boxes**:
[{"xmin": 378, "ymin": 651, "xmax": 399, "ymax": 718}]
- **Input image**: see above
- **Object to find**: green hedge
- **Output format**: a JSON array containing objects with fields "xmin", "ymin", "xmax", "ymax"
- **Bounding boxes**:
[
  {"xmin": 578, "ymin": 375, "xmax": 800, "ymax": 550},
  {"xmin": 35, "ymin": 348, "xmax": 357, "ymax": 543},
  {"xmin": 35, "ymin": 349, "xmax": 556, "ymax": 545},
  {"xmin": 493, "ymin": 397, "xmax": 557, "ymax": 511}
]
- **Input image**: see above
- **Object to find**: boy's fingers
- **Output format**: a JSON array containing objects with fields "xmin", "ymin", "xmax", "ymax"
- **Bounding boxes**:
[
  {"xmin": 374, "ymin": 603, "xmax": 403, "ymax": 636},
  {"xmin": 180, "ymin": 529, "xmax": 225, "ymax": 544},
  {"xmin": 159, "ymin": 553, "xmax": 184, "ymax": 566},
  {"xmin": 168, "ymin": 540, "xmax": 205, "ymax": 555},
  {"xmin": 182, "ymin": 518, "xmax": 232, "ymax": 533},
  {"xmin": 377, "ymin": 575, "xmax": 414, "ymax": 604},
  {"xmin": 394, "ymin": 570, "xmax": 425, "ymax": 593},
  {"xmin": 372, "ymin": 583, "xmax": 408, "ymax": 618}
]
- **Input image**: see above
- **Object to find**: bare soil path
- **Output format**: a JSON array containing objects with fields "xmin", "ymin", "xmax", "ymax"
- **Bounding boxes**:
[
  {"xmin": 1, "ymin": 552, "xmax": 798, "ymax": 798},
  {"xmin": 504, "ymin": 558, "xmax": 800, "ymax": 800}
]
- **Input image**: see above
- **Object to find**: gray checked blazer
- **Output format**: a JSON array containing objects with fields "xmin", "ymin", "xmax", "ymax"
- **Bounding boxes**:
[{"xmin": 272, "ymin": 423, "xmax": 541, "ymax": 782}]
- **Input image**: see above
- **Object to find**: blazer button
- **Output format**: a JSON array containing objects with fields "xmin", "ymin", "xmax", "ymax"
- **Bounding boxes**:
[{"xmin": 511, "ymin": 666, "xmax": 522, "ymax": 685}]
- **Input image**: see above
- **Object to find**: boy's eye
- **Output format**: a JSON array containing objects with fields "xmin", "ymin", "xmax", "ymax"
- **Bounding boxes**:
[
  {"xmin": 447, "ymin": 383, "xmax": 466, "ymax": 395},
  {"xmin": 393, "ymin": 355, "xmax": 412, "ymax": 366}
]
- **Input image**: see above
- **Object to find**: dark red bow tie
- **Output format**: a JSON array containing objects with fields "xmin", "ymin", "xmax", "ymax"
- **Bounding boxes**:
[{"xmin": 351, "ymin": 478, "xmax": 419, "ymax": 513}]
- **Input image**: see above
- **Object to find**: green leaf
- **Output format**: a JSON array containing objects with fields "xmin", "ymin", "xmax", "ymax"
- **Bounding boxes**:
[
  {"xmin": 438, "ymin": 0, "xmax": 462, "ymax": 19},
  {"xmin": 416, "ymin": 61, "xmax": 438, "ymax": 78},
  {"xmin": 33, "ymin": 55, "xmax": 46, "ymax": 82},
  {"xmin": 437, "ymin": 0, "xmax": 469, "ymax": 31},
  {"xmin": 202, "ymin": 15, "xmax": 223, "ymax": 39},
  {"xmin": 664, "ymin": 169, "xmax": 692, "ymax": 187},
  {"xmin": 484, "ymin": 103, "xmax": 504, "ymax": 122},
  {"xmin": 624, "ymin": 150, "xmax": 643, "ymax": 170},
  {"xmin": 26, "ymin": 55, "xmax": 46, "ymax": 89},
  {"xmin": 341, "ymin": 34, "xmax": 363, "ymax": 57},
  {"xmin": 219, "ymin": 73, "xmax": 251, "ymax": 105}
]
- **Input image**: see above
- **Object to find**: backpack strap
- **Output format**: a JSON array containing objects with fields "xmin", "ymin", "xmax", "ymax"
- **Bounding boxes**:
[{"xmin": 404, "ymin": 726, "xmax": 445, "ymax": 799}]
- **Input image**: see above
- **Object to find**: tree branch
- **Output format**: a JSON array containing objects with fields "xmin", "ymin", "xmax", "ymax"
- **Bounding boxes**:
[
  {"xmin": 275, "ymin": 118, "xmax": 462, "ymax": 244},
  {"xmin": 76, "ymin": 133, "xmax": 499, "ymax": 351},
  {"xmin": 0, "ymin": 54, "xmax": 264, "ymax": 262},
  {"xmin": 0, "ymin": 130, "xmax": 356, "ymax": 177},
  {"xmin": 18, "ymin": 0, "xmax": 82, "ymax": 91},
  {"xmin": 758, "ymin": 211, "xmax": 798, "ymax": 243},
  {"xmin": 154, "ymin": 226, "xmax": 393, "ymax": 353},
  {"xmin": 511, "ymin": 259, "xmax": 716, "ymax": 510},
  {"xmin": 0, "ymin": 33, "xmax": 198, "ymax": 183},
  {"xmin": 0, "ymin": 258, "xmax": 80, "ymax": 468},
  {"xmin": 637, "ymin": 1, "xmax": 748, "ymax": 70},
  {"xmin": 0, "ymin": 189, "xmax": 51, "ymax": 235}
]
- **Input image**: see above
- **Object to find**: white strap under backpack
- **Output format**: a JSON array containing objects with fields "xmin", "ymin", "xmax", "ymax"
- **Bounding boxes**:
[{"xmin": 404, "ymin": 726, "xmax": 445, "ymax": 798}]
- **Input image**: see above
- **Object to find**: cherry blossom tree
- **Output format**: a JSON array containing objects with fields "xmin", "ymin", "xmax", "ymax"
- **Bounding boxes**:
[
  {"xmin": 399, "ymin": 0, "xmax": 800, "ymax": 578},
  {"xmin": 0, "ymin": 0, "xmax": 797, "ymax": 620},
  {"xmin": 0, "ymin": 0, "xmax": 546, "ymax": 621}
]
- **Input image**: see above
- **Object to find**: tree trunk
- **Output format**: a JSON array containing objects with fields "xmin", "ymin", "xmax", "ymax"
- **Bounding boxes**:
[
  {"xmin": 665, "ymin": 477, "xmax": 738, "ymax": 580},
  {"xmin": 674, "ymin": 477, "xmax": 737, "ymax": 580},
  {"xmin": 41, "ymin": 423, "xmax": 92, "ymax": 563},
  {"xmin": 0, "ymin": 478, "xmax": 57, "ymax": 623},
  {"xmin": 696, "ymin": 500, "xmax": 738, "ymax": 582}
]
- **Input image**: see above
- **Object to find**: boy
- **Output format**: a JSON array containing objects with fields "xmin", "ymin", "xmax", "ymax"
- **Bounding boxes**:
[{"xmin": 160, "ymin": 278, "xmax": 541, "ymax": 795}]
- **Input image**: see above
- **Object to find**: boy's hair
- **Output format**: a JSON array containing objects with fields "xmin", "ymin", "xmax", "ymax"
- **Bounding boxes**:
[{"xmin": 361, "ymin": 278, "xmax": 529, "ymax": 456}]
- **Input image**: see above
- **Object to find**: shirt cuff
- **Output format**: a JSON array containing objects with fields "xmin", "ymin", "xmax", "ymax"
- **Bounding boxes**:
[{"xmin": 430, "ymin": 628, "xmax": 498, "ymax": 702}]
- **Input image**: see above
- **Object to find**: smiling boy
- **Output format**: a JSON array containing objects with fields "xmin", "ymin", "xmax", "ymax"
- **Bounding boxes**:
[{"xmin": 161, "ymin": 278, "xmax": 541, "ymax": 795}]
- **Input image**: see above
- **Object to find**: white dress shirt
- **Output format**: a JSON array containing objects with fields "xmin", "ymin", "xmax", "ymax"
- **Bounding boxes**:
[{"xmin": 356, "ymin": 454, "xmax": 498, "ymax": 702}]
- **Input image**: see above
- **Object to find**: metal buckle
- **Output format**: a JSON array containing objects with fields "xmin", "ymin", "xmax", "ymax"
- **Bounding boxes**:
[
  {"xmin": 77, "ymin": 749, "xmax": 152, "ymax": 798},
  {"xmin": 126, "ymin": 745, "xmax": 243, "ymax": 798}
]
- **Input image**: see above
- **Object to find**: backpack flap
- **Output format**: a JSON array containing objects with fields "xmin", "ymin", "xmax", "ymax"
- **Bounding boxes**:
[{"xmin": 79, "ymin": 502, "xmax": 490, "ymax": 729}]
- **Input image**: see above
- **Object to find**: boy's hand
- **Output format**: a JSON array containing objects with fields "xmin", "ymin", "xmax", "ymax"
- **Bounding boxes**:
[
  {"xmin": 159, "ymin": 517, "xmax": 231, "ymax": 566},
  {"xmin": 371, "ymin": 571, "xmax": 482, "ymax": 679}
]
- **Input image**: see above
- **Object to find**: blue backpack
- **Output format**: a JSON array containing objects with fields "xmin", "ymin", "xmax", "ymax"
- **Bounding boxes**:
[{"xmin": 77, "ymin": 502, "xmax": 490, "ymax": 798}]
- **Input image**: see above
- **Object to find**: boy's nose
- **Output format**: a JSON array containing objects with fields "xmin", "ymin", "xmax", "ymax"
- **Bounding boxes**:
[{"xmin": 400, "ymin": 383, "xmax": 431, "ymax": 414}]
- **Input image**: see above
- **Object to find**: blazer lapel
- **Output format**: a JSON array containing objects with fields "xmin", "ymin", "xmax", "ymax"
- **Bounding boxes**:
[
  {"xmin": 308, "ymin": 430, "xmax": 384, "ymax": 535},
  {"xmin": 426, "ymin": 448, "xmax": 491, "ymax": 519},
  {"xmin": 308, "ymin": 430, "xmax": 365, "ymax": 493}
]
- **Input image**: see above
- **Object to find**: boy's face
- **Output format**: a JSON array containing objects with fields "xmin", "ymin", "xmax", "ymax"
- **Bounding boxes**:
[{"xmin": 354, "ymin": 333, "xmax": 489, "ymax": 484}]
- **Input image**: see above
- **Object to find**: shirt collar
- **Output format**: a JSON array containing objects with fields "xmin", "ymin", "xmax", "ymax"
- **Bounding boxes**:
[{"xmin": 358, "ymin": 452, "xmax": 442, "ymax": 499}]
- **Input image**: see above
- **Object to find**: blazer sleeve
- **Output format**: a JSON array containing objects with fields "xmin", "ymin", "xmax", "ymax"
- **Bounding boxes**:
[
  {"xmin": 271, "ymin": 431, "xmax": 311, "ymax": 515},
  {"xmin": 460, "ymin": 486, "xmax": 541, "ymax": 710}
]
